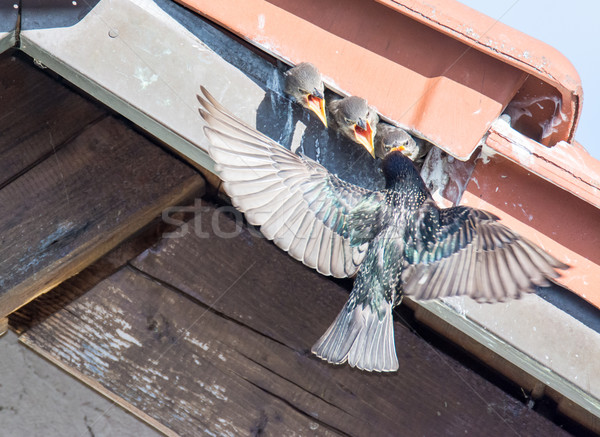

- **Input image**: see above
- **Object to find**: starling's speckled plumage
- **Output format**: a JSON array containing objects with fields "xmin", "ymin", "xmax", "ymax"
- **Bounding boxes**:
[
  {"xmin": 197, "ymin": 87, "xmax": 569, "ymax": 372},
  {"xmin": 374, "ymin": 123, "xmax": 431, "ymax": 163},
  {"xmin": 283, "ymin": 62, "xmax": 328, "ymax": 126},
  {"xmin": 328, "ymin": 96, "xmax": 379, "ymax": 157}
]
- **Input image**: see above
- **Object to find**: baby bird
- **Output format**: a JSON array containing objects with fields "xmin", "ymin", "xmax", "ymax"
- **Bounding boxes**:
[
  {"xmin": 283, "ymin": 62, "xmax": 328, "ymax": 127},
  {"xmin": 328, "ymin": 96, "xmax": 379, "ymax": 157},
  {"xmin": 375, "ymin": 123, "xmax": 431, "ymax": 164}
]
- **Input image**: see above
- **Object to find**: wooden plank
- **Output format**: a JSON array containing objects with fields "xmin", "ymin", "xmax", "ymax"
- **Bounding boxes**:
[
  {"xmin": 8, "ymin": 207, "xmax": 192, "ymax": 335},
  {"xmin": 21, "ymin": 260, "xmax": 570, "ymax": 436},
  {"xmin": 0, "ymin": 317, "xmax": 7, "ymax": 337},
  {"xmin": 0, "ymin": 51, "xmax": 106, "ymax": 189},
  {"xmin": 21, "ymin": 267, "xmax": 343, "ymax": 436},
  {"xmin": 59, "ymin": 200, "xmax": 570, "ymax": 436},
  {"xmin": 0, "ymin": 114, "xmax": 205, "ymax": 319}
]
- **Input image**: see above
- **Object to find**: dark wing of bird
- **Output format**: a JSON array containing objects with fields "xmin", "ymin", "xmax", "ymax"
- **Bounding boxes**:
[
  {"xmin": 198, "ymin": 86, "xmax": 384, "ymax": 278},
  {"xmin": 401, "ymin": 200, "xmax": 568, "ymax": 301}
]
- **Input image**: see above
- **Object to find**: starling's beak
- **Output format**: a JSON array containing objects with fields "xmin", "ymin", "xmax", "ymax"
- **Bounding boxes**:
[
  {"xmin": 390, "ymin": 145, "xmax": 405, "ymax": 153},
  {"xmin": 305, "ymin": 93, "xmax": 328, "ymax": 127},
  {"xmin": 353, "ymin": 119, "xmax": 375, "ymax": 158}
]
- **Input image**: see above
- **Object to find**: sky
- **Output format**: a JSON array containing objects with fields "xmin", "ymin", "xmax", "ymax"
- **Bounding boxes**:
[{"xmin": 458, "ymin": 0, "xmax": 599, "ymax": 159}]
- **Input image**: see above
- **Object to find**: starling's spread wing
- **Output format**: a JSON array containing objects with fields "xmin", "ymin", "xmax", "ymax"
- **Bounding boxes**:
[
  {"xmin": 198, "ymin": 87, "xmax": 383, "ymax": 278},
  {"xmin": 402, "ymin": 201, "xmax": 568, "ymax": 301}
]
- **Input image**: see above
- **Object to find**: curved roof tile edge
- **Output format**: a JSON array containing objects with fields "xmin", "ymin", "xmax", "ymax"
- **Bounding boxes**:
[
  {"xmin": 377, "ymin": 0, "xmax": 582, "ymax": 95},
  {"xmin": 376, "ymin": 0, "xmax": 583, "ymax": 142}
]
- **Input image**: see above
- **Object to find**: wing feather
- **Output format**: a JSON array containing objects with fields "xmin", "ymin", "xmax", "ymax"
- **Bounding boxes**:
[
  {"xmin": 199, "ymin": 87, "xmax": 383, "ymax": 277},
  {"xmin": 402, "ymin": 201, "xmax": 568, "ymax": 302}
]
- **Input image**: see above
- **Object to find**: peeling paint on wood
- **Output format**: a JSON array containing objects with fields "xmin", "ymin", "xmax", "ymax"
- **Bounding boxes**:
[{"xmin": 18, "ymin": 200, "xmax": 572, "ymax": 436}]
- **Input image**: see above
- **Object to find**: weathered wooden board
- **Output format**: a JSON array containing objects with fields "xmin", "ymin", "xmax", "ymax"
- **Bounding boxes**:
[
  {"xmin": 8, "ymin": 211, "xmax": 191, "ymax": 335},
  {"xmin": 21, "ymin": 267, "xmax": 345, "ymax": 436},
  {"xmin": 129, "ymin": 201, "xmax": 571, "ymax": 436},
  {"xmin": 0, "ymin": 317, "xmax": 7, "ymax": 337},
  {"xmin": 0, "ymin": 113, "xmax": 205, "ymax": 319},
  {"xmin": 0, "ymin": 51, "xmax": 106, "ymax": 189},
  {"xmin": 20, "ymin": 200, "xmax": 568, "ymax": 436}
]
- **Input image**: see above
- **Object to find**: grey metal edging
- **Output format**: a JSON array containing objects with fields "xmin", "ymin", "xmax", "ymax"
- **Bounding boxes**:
[
  {"xmin": 0, "ymin": 31, "xmax": 15, "ymax": 54},
  {"xmin": 0, "ymin": 2, "xmax": 17, "ymax": 55},
  {"xmin": 19, "ymin": 35, "xmax": 215, "ymax": 174},
  {"xmin": 408, "ymin": 297, "xmax": 600, "ymax": 429}
]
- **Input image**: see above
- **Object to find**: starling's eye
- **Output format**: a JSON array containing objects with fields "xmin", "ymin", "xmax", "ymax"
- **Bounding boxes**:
[{"xmin": 344, "ymin": 117, "xmax": 352, "ymax": 124}]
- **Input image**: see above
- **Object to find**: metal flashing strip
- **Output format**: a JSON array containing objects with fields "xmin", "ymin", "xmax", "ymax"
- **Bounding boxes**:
[
  {"xmin": 0, "ymin": 2, "xmax": 18, "ymax": 53},
  {"xmin": 17, "ymin": 0, "xmax": 262, "ymax": 175},
  {"xmin": 407, "ymin": 296, "xmax": 600, "ymax": 433}
]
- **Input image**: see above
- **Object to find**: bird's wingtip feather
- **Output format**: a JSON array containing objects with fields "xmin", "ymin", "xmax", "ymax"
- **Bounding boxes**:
[{"xmin": 202, "ymin": 126, "xmax": 218, "ymax": 144}]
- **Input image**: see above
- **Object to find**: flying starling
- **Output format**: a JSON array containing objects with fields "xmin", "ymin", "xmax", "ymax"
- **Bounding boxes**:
[
  {"xmin": 283, "ymin": 62, "xmax": 328, "ymax": 127},
  {"xmin": 328, "ymin": 96, "xmax": 379, "ymax": 158},
  {"xmin": 375, "ymin": 123, "xmax": 431, "ymax": 163},
  {"xmin": 197, "ymin": 87, "xmax": 568, "ymax": 372}
]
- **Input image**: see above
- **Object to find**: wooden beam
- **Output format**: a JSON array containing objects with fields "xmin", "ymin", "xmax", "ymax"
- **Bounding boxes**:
[
  {"xmin": 0, "ymin": 52, "xmax": 106, "ymax": 189},
  {"xmin": 8, "ymin": 207, "xmax": 193, "ymax": 335},
  {"xmin": 0, "ymin": 110, "xmax": 204, "ymax": 318},
  {"xmin": 0, "ymin": 318, "xmax": 8, "ymax": 337},
  {"xmin": 20, "ymin": 200, "xmax": 571, "ymax": 436}
]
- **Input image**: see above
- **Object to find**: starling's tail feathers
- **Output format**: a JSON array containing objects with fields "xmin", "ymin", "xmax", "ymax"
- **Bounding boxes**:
[{"xmin": 311, "ymin": 302, "xmax": 398, "ymax": 372}]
